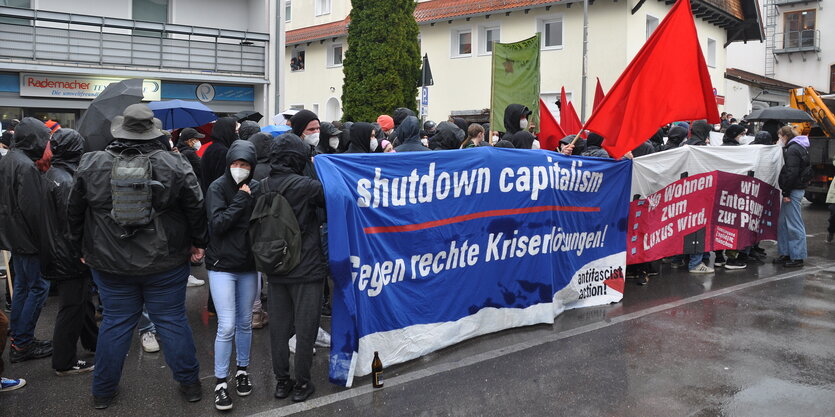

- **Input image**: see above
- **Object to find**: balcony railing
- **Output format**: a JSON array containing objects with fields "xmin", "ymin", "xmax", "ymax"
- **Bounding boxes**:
[
  {"xmin": 0, "ymin": 6, "xmax": 269, "ymax": 77},
  {"xmin": 773, "ymin": 0, "xmax": 821, "ymax": 5},
  {"xmin": 774, "ymin": 30, "xmax": 821, "ymax": 53}
]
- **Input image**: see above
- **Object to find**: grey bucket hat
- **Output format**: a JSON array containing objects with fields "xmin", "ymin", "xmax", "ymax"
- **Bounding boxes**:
[{"xmin": 110, "ymin": 103, "xmax": 164, "ymax": 140}]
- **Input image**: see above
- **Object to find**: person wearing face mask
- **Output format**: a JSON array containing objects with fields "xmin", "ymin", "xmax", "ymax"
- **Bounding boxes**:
[
  {"xmin": 204, "ymin": 140, "xmax": 261, "ymax": 410},
  {"xmin": 502, "ymin": 104, "xmax": 532, "ymax": 135},
  {"xmin": 315, "ymin": 122, "xmax": 343, "ymax": 155},
  {"xmin": 201, "ymin": 117, "xmax": 240, "ymax": 194},
  {"xmin": 377, "ymin": 115, "xmax": 395, "ymax": 140},
  {"xmin": 175, "ymin": 128, "xmax": 205, "ymax": 184},
  {"xmin": 344, "ymin": 122, "xmax": 375, "ymax": 153},
  {"xmin": 394, "ymin": 116, "xmax": 428, "ymax": 152},
  {"xmin": 290, "ymin": 110, "xmax": 321, "ymax": 150}
]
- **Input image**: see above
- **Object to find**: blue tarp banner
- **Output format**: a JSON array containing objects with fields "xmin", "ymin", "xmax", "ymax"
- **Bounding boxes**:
[{"xmin": 315, "ymin": 147, "xmax": 632, "ymax": 387}]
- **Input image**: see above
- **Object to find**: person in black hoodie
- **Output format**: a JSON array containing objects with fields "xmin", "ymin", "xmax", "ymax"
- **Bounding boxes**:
[
  {"xmin": 316, "ymin": 122, "xmax": 343, "ymax": 155},
  {"xmin": 175, "ymin": 127, "xmax": 205, "ymax": 182},
  {"xmin": 647, "ymin": 129, "xmax": 665, "ymax": 152},
  {"xmin": 751, "ymin": 131, "xmax": 774, "ymax": 145},
  {"xmin": 265, "ymin": 134, "xmax": 326, "ymax": 403},
  {"xmin": 395, "ymin": 116, "xmax": 428, "ymax": 152},
  {"xmin": 582, "ymin": 133, "xmax": 610, "ymax": 158},
  {"xmin": 662, "ymin": 125, "xmax": 688, "ymax": 151},
  {"xmin": 721, "ymin": 125, "xmax": 746, "ymax": 146},
  {"xmin": 432, "ymin": 121, "xmax": 464, "ymax": 150},
  {"xmin": 205, "ymin": 140, "xmax": 261, "ymax": 411},
  {"xmin": 344, "ymin": 122, "xmax": 375, "ymax": 153},
  {"xmin": 508, "ymin": 131, "xmax": 536, "ymax": 149},
  {"xmin": 238, "ymin": 121, "xmax": 261, "ymax": 141},
  {"xmin": 43, "ymin": 129, "xmax": 98, "ymax": 376},
  {"xmin": 681, "ymin": 120, "xmax": 712, "ymax": 147},
  {"xmin": 389, "ymin": 107, "xmax": 416, "ymax": 147},
  {"xmin": 201, "ymin": 117, "xmax": 239, "ymax": 194},
  {"xmin": 248, "ymin": 132, "xmax": 273, "ymax": 181},
  {"xmin": 503, "ymin": 104, "xmax": 532, "ymax": 135},
  {"xmin": 0, "ymin": 118, "xmax": 53, "ymax": 363}
]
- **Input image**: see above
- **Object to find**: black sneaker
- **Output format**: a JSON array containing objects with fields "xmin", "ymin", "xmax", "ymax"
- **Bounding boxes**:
[
  {"xmin": 93, "ymin": 390, "xmax": 119, "ymax": 410},
  {"xmin": 274, "ymin": 378, "xmax": 295, "ymax": 399},
  {"xmin": 179, "ymin": 380, "xmax": 202, "ymax": 402},
  {"xmin": 772, "ymin": 255, "xmax": 790, "ymax": 265},
  {"xmin": 34, "ymin": 338, "xmax": 52, "ymax": 348},
  {"xmin": 713, "ymin": 253, "xmax": 726, "ymax": 267},
  {"xmin": 214, "ymin": 383, "xmax": 233, "ymax": 411},
  {"xmin": 292, "ymin": 382, "xmax": 315, "ymax": 402},
  {"xmin": 235, "ymin": 371, "xmax": 252, "ymax": 397},
  {"xmin": 724, "ymin": 258, "xmax": 747, "ymax": 270},
  {"xmin": 9, "ymin": 342, "xmax": 53, "ymax": 363},
  {"xmin": 56, "ymin": 359, "xmax": 95, "ymax": 376},
  {"xmin": 784, "ymin": 259, "xmax": 804, "ymax": 268}
]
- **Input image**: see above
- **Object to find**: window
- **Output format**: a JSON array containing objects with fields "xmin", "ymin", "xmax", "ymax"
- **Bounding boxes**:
[
  {"xmin": 285, "ymin": 0, "xmax": 291, "ymax": 22},
  {"xmin": 783, "ymin": 10, "xmax": 816, "ymax": 48},
  {"xmin": 133, "ymin": 0, "xmax": 168, "ymax": 23},
  {"xmin": 0, "ymin": 0, "xmax": 30, "ymax": 25},
  {"xmin": 541, "ymin": 92, "xmax": 572, "ymax": 120},
  {"xmin": 315, "ymin": 0, "xmax": 331, "ymax": 16},
  {"xmin": 451, "ymin": 29, "xmax": 472, "ymax": 58},
  {"xmin": 707, "ymin": 38, "xmax": 716, "ymax": 68},
  {"xmin": 480, "ymin": 26, "xmax": 500, "ymax": 55},
  {"xmin": 646, "ymin": 15, "xmax": 659, "ymax": 40},
  {"xmin": 328, "ymin": 43, "xmax": 343, "ymax": 67},
  {"xmin": 291, "ymin": 48, "xmax": 305, "ymax": 71},
  {"xmin": 538, "ymin": 17, "xmax": 563, "ymax": 49}
]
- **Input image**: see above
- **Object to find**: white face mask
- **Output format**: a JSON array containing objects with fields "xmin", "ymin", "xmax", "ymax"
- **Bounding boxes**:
[
  {"xmin": 304, "ymin": 132, "xmax": 320, "ymax": 147},
  {"xmin": 492, "ymin": 135, "xmax": 499, "ymax": 144},
  {"xmin": 191, "ymin": 140, "xmax": 202, "ymax": 151},
  {"xmin": 230, "ymin": 167, "xmax": 249, "ymax": 184},
  {"xmin": 370, "ymin": 138, "xmax": 379, "ymax": 152},
  {"xmin": 329, "ymin": 137, "xmax": 339, "ymax": 150},
  {"xmin": 532, "ymin": 139, "xmax": 541, "ymax": 149},
  {"xmin": 421, "ymin": 138, "xmax": 429, "ymax": 147},
  {"xmin": 0, "ymin": 148, "xmax": 7, "ymax": 156},
  {"xmin": 519, "ymin": 119, "xmax": 529, "ymax": 130}
]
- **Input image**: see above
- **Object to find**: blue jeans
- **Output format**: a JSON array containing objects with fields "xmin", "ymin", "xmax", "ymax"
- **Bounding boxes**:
[
  {"xmin": 10, "ymin": 254, "xmax": 50, "ymax": 347},
  {"xmin": 138, "ymin": 308, "xmax": 156, "ymax": 334},
  {"xmin": 91, "ymin": 263, "xmax": 199, "ymax": 397},
  {"xmin": 777, "ymin": 189, "xmax": 808, "ymax": 260},
  {"xmin": 688, "ymin": 252, "xmax": 708, "ymax": 270},
  {"xmin": 209, "ymin": 270, "xmax": 258, "ymax": 379}
]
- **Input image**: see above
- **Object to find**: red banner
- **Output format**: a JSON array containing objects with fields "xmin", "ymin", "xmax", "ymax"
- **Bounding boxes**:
[{"xmin": 627, "ymin": 171, "xmax": 780, "ymax": 264}]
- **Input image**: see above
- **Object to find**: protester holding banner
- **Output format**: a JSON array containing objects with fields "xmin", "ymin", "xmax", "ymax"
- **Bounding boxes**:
[
  {"xmin": 717, "ymin": 124, "xmax": 750, "ymax": 270},
  {"xmin": 582, "ymin": 133, "xmax": 610, "ymax": 158},
  {"xmin": 775, "ymin": 126, "xmax": 811, "ymax": 267}
]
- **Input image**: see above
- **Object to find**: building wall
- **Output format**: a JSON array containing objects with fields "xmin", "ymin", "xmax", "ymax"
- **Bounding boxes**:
[
  {"xmin": 285, "ymin": 0, "xmax": 350, "ymax": 31},
  {"xmin": 284, "ymin": 38, "xmax": 346, "ymax": 121}
]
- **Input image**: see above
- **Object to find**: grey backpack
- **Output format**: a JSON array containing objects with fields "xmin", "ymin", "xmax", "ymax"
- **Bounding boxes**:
[{"xmin": 107, "ymin": 148, "xmax": 164, "ymax": 237}]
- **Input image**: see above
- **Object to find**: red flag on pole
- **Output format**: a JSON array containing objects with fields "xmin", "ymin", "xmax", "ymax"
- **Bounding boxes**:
[
  {"xmin": 560, "ymin": 87, "xmax": 583, "ymax": 135},
  {"xmin": 593, "ymin": 78, "xmax": 605, "ymax": 112},
  {"xmin": 538, "ymin": 98, "xmax": 566, "ymax": 151},
  {"xmin": 583, "ymin": 0, "xmax": 720, "ymax": 159}
]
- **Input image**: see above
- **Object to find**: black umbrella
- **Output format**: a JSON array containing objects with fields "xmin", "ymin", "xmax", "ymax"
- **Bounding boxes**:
[
  {"xmin": 77, "ymin": 78, "xmax": 145, "ymax": 151},
  {"xmin": 235, "ymin": 110, "xmax": 263, "ymax": 123},
  {"xmin": 746, "ymin": 106, "xmax": 814, "ymax": 123}
]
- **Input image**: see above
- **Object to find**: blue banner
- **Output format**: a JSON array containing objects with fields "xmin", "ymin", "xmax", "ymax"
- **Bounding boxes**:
[{"xmin": 315, "ymin": 147, "xmax": 632, "ymax": 387}]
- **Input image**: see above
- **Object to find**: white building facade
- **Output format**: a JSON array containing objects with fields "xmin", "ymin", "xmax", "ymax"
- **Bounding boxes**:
[
  {"xmin": 285, "ymin": 0, "xmax": 760, "ymax": 124},
  {"xmin": 0, "ymin": 0, "xmax": 284, "ymax": 128}
]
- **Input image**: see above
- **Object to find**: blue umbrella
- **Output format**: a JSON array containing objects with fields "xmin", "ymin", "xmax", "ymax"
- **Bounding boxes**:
[
  {"xmin": 261, "ymin": 124, "xmax": 292, "ymax": 137},
  {"xmin": 147, "ymin": 99, "xmax": 217, "ymax": 130}
]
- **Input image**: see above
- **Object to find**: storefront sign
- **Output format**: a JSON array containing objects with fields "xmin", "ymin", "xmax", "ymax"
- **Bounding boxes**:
[{"xmin": 19, "ymin": 73, "xmax": 161, "ymax": 100}]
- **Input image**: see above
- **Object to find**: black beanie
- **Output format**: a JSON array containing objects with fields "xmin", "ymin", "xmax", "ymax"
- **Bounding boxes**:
[{"xmin": 289, "ymin": 110, "xmax": 319, "ymax": 137}]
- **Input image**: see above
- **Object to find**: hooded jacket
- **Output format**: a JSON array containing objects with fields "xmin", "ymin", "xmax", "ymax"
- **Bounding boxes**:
[
  {"xmin": 582, "ymin": 133, "xmax": 610, "ymax": 158},
  {"xmin": 752, "ymin": 131, "xmax": 774, "ymax": 145},
  {"xmin": 682, "ymin": 120, "xmax": 711, "ymax": 147},
  {"xmin": 778, "ymin": 135, "xmax": 812, "ymax": 196},
  {"xmin": 238, "ymin": 121, "xmax": 261, "ymax": 141},
  {"xmin": 394, "ymin": 116, "xmax": 428, "ymax": 152},
  {"xmin": 648, "ymin": 129, "xmax": 665, "ymax": 152},
  {"xmin": 509, "ymin": 131, "xmax": 536, "ymax": 149},
  {"xmin": 175, "ymin": 131, "xmax": 202, "ymax": 183},
  {"xmin": 345, "ymin": 122, "xmax": 373, "ymax": 153},
  {"xmin": 0, "ymin": 118, "xmax": 51, "ymax": 256},
  {"xmin": 316, "ymin": 121, "xmax": 342, "ymax": 155},
  {"xmin": 662, "ymin": 126, "xmax": 688, "ymax": 151},
  {"xmin": 503, "ymin": 104, "xmax": 531, "ymax": 135},
  {"xmin": 559, "ymin": 135, "xmax": 586, "ymax": 155},
  {"xmin": 389, "ymin": 107, "xmax": 416, "ymax": 147},
  {"xmin": 201, "ymin": 117, "xmax": 239, "ymax": 193},
  {"xmin": 722, "ymin": 125, "xmax": 746, "ymax": 146},
  {"xmin": 205, "ymin": 140, "xmax": 261, "ymax": 272},
  {"xmin": 433, "ymin": 121, "xmax": 465, "ymax": 150},
  {"xmin": 67, "ymin": 138, "xmax": 209, "ymax": 276},
  {"xmin": 264, "ymin": 134, "xmax": 326, "ymax": 284},
  {"xmin": 289, "ymin": 109, "xmax": 319, "ymax": 137},
  {"xmin": 248, "ymin": 132, "xmax": 273, "ymax": 181},
  {"xmin": 631, "ymin": 140, "xmax": 656, "ymax": 157},
  {"xmin": 42, "ymin": 129, "xmax": 88, "ymax": 279}
]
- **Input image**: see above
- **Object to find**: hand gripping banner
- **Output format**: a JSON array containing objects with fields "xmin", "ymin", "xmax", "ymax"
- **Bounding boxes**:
[{"xmin": 315, "ymin": 147, "xmax": 632, "ymax": 387}]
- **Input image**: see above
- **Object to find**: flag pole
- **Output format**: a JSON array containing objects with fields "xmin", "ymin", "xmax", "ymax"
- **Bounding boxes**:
[{"xmin": 580, "ymin": 0, "xmax": 589, "ymax": 123}]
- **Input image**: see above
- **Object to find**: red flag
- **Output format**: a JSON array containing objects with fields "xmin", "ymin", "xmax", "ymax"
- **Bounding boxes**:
[
  {"xmin": 560, "ymin": 87, "xmax": 583, "ymax": 135},
  {"xmin": 538, "ymin": 98, "xmax": 566, "ymax": 151},
  {"xmin": 584, "ymin": 0, "xmax": 720, "ymax": 159},
  {"xmin": 593, "ymin": 78, "xmax": 605, "ymax": 112}
]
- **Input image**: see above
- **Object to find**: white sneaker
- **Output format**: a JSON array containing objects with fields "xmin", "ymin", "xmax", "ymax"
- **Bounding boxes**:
[
  {"xmin": 187, "ymin": 275, "xmax": 205, "ymax": 287},
  {"xmin": 689, "ymin": 263, "xmax": 715, "ymax": 274},
  {"xmin": 141, "ymin": 332, "xmax": 160, "ymax": 353},
  {"xmin": 288, "ymin": 335, "xmax": 315, "ymax": 355},
  {"xmin": 315, "ymin": 327, "xmax": 331, "ymax": 348}
]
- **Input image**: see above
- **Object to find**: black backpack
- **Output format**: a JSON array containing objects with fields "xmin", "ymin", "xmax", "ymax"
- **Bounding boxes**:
[
  {"xmin": 107, "ymin": 148, "xmax": 164, "ymax": 237},
  {"xmin": 249, "ymin": 177, "xmax": 302, "ymax": 275}
]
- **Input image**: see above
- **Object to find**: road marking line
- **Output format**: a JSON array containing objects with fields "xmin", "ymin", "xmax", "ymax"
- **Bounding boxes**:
[{"xmin": 250, "ymin": 262, "xmax": 835, "ymax": 417}]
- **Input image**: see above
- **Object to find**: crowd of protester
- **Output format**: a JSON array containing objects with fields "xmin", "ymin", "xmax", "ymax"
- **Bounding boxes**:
[{"xmin": 0, "ymin": 100, "xmax": 823, "ymax": 410}]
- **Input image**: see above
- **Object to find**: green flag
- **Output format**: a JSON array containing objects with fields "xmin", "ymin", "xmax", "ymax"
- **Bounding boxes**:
[{"xmin": 490, "ymin": 34, "xmax": 541, "ymax": 135}]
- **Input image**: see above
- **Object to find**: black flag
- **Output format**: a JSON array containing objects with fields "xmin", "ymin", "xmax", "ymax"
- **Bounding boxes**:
[{"xmin": 421, "ymin": 54, "xmax": 434, "ymax": 87}]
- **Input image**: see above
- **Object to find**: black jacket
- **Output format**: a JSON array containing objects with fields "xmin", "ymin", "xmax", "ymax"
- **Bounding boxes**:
[
  {"xmin": 175, "ymin": 137, "xmax": 202, "ymax": 183},
  {"xmin": 394, "ymin": 116, "xmax": 429, "ymax": 152},
  {"xmin": 778, "ymin": 136, "xmax": 812, "ymax": 196},
  {"xmin": 264, "ymin": 134, "xmax": 326, "ymax": 284},
  {"xmin": 67, "ymin": 139, "xmax": 209, "ymax": 276},
  {"xmin": 582, "ymin": 133, "xmax": 610, "ymax": 158},
  {"xmin": 289, "ymin": 110, "xmax": 319, "ymax": 137},
  {"xmin": 238, "ymin": 121, "xmax": 261, "ymax": 141},
  {"xmin": 42, "ymin": 129, "xmax": 88, "ymax": 279},
  {"xmin": 389, "ymin": 107, "xmax": 416, "ymax": 147},
  {"xmin": 503, "ymin": 104, "xmax": 531, "ymax": 135},
  {"xmin": 205, "ymin": 141, "xmax": 261, "ymax": 272},
  {"xmin": 0, "ymin": 118, "xmax": 50, "ymax": 256},
  {"xmin": 433, "ymin": 121, "xmax": 464, "ymax": 150},
  {"xmin": 509, "ymin": 131, "xmax": 536, "ymax": 149},
  {"xmin": 201, "ymin": 117, "xmax": 238, "ymax": 193},
  {"xmin": 682, "ymin": 120, "xmax": 711, "ymax": 147},
  {"xmin": 662, "ymin": 126, "xmax": 688, "ymax": 151},
  {"xmin": 345, "ymin": 122, "xmax": 373, "ymax": 153},
  {"xmin": 248, "ymin": 132, "xmax": 273, "ymax": 181}
]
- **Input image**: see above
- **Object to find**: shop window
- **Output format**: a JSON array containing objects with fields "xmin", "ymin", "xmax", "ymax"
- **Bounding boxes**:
[
  {"xmin": 783, "ymin": 10, "xmax": 816, "ymax": 48},
  {"xmin": 451, "ymin": 29, "xmax": 472, "ymax": 58},
  {"xmin": 538, "ymin": 17, "xmax": 563, "ymax": 50},
  {"xmin": 291, "ymin": 49, "xmax": 305, "ymax": 71}
]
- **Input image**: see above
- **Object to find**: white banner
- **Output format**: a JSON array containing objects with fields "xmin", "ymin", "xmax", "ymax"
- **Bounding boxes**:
[{"xmin": 19, "ymin": 73, "xmax": 161, "ymax": 101}]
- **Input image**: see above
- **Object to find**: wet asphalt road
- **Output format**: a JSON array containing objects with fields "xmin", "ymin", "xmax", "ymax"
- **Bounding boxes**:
[{"xmin": 1, "ymin": 203, "xmax": 833, "ymax": 417}]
